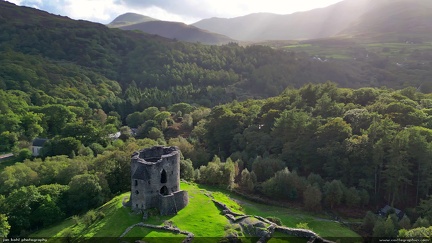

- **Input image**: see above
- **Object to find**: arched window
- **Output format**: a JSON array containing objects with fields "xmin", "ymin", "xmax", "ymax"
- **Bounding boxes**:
[
  {"xmin": 161, "ymin": 169, "xmax": 167, "ymax": 183},
  {"xmin": 160, "ymin": 186, "xmax": 169, "ymax": 196}
]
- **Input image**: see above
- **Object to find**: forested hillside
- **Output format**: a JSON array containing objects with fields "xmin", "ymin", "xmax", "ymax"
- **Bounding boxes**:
[
  {"xmin": 2, "ymin": 83, "xmax": 432, "ymax": 238},
  {"xmin": 1, "ymin": 1, "xmax": 428, "ymax": 114},
  {"xmin": 1, "ymin": 1, "xmax": 432, "ymax": 239}
]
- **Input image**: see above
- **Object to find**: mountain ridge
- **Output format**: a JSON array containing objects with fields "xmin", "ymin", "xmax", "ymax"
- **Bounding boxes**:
[
  {"xmin": 339, "ymin": 0, "xmax": 432, "ymax": 41},
  {"xmin": 107, "ymin": 13, "xmax": 234, "ymax": 45},
  {"xmin": 192, "ymin": 0, "xmax": 432, "ymax": 42},
  {"xmin": 192, "ymin": 0, "xmax": 371, "ymax": 41}
]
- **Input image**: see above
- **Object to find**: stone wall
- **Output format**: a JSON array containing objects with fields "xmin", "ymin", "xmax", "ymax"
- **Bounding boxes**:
[
  {"xmin": 274, "ymin": 227, "xmax": 333, "ymax": 243},
  {"xmin": 159, "ymin": 190, "xmax": 189, "ymax": 215},
  {"xmin": 174, "ymin": 190, "xmax": 189, "ymax": 212},
  {"xmin": 120, "ymin": 222, "xmax": 194, "ymax": 243},
  {"xmin": 211, "ymin": 198, "xmax": 334, "ymax": 243},
  {"xmin": 159, "ymin": 194, "xmax": 177, "ymax": 216}
]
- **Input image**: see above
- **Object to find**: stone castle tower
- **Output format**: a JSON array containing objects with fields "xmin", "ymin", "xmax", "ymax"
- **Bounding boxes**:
[{"xmin": 130, "ymin": 146, "xmax": 188, "ymax": 215}]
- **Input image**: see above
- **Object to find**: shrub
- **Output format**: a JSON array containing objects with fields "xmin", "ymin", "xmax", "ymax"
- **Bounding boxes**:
[
  {"xmin": 296, "ymin": 222, "xmax": 311, "ymax": 230},
  {"xmin": 266, "ymin": 216, "xmax": 282, "ymax": 226}
]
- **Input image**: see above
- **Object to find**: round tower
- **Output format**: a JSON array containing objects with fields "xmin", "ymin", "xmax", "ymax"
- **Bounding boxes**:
[{"xmin": 130, "ymin": 146, "xmax": 188, "ymax": 215}]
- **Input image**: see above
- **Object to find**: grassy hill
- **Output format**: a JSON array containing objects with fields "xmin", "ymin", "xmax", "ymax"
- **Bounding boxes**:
[{"xmin": 31, "ymin": 182, "xmax": 360, "ymax": 242}]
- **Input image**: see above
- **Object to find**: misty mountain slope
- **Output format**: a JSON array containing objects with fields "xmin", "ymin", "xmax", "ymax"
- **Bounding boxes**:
[
  {"xmin": 339, "ymin": 0, "xmax": 432, "ymax": 41},
  {"xmin": 192, "ymin": 0, "xmax": 371, "ymax": 41},
  {"xmin": 117, "ymin": 20, "xmax": 234, "ymax": 45},
  {"xmin": 193, "ymin": 0, "xmax": 432, "ymax": 42},
  {"xmin": 108, "ymin": 12, "xmax": 159, "ymax": 28}
]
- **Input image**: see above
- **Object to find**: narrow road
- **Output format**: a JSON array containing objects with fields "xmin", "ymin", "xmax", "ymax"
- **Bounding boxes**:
[{"xmin": 0, "ymin": 153, "xmax": 13, "ymax": 161}]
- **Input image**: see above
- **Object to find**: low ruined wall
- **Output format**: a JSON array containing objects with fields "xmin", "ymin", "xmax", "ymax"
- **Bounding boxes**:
[
  {"xmin": 120, "ymin": 222, "xmax": 194, "ymax": 243},
  {"xmin": 211, "ymin": 199, "xmax": 334, "ymax": 243},
  {"xmin": 174, "ymin": 190, "xmax": 189, "ymax": 211},
  {"xmin": 160, "ymin": 194, "xmax": 177, "ymax": 215},
  {"xmin": 159, "ymin": 190, "xmax": 189, "ymax": 215},
  {"xmin": 274, "ymin": 226, "xmax": 332, "ymax": 243},
  {"xmin": 212, "ymin": 199, "xmax": 244, "ymax": 217}
]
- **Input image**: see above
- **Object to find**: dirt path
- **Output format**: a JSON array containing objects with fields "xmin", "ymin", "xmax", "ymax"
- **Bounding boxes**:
[{"xmin": 0, "ymin": 153, "xmax": 13, "ymax": 161}]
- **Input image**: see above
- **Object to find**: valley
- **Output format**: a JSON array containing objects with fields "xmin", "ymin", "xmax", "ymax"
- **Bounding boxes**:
[{"xmin": 1, "ymin": 0, "xmax": 432, "ymax": 241}]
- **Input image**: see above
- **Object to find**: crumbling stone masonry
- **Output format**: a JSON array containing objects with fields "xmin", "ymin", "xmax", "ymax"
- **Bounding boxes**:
[{"xmin": 130, "ymin": 146, "xmax": 188, "ymax": 215}]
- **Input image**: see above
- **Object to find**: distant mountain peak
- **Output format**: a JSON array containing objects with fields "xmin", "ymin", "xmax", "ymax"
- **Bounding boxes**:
[
  {"xmin": 108, "ymin": 13, "xmax": 158, "ymax": 28},
  {"xmin": 107, "ymin": 13, "xmax": 234, "ymax": 45}
]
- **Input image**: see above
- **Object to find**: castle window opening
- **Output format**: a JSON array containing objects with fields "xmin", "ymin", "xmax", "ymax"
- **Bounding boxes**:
[
  {"xmin": 161, "ymin": 169, "xmax": 167, "ymax": 183},
  {"xmin": 134, "ymin": 180, "xmax": 138, "ymax": 186},
  {"xmin": 160, "ymin": 186, "xmax": 169, "ymax": 196},
  {"xmin": 135, "ymin": 190, "xmax": 139, "ymax": 195}
]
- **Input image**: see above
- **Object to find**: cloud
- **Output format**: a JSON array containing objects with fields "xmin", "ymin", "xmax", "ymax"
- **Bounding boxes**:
[
  {"xmin": 115, "ymin": 0, "xmax": 345, "ymax": 20},
  {"xmin": 115, "ymin": 0, "xmax": 216, "ymax": 19},
  {"xmin": 7, "ymin": 0, "xmax": 22, "ymax": 5}
]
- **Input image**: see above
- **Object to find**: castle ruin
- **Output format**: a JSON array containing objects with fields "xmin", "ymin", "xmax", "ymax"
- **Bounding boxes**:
[{"xmin": 130, "ymin": 146, "xmax": 188, "ymax": 215}]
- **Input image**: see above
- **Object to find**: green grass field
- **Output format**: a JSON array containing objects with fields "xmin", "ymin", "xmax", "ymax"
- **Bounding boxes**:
[
  {"xmin": 284, "ymin": 44, "xmax": 312, "ymax": 48},
  {"xmin": 31, "ymin": 182, "xmax": 360, "ymax": 242},
  {"xmin": 124, "ymin": 227, "xmax": 185, "ymax": 243},
  {"xmin": 144, "ymin": 183, "xmax": 229, "ymax": 238},
  {"xmin": 277, "ymin": 40, "xmax": 432, "ymax": 63},
  {"xmin": 32, "ymin": 193, "xmax": 143, "ymax": 239}
]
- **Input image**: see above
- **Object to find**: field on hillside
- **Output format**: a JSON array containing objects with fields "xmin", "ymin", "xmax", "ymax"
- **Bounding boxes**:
[
  {"xmin": 280, "ymin": 41, "xmax": 432, "ymax": 62},
  {"xmin": 31, "ymin": 182, "xmax": 360, "ymax": 242},
  {"xmin": 198, "ymin": 184, "xmax": 361, "ymax": 239}
]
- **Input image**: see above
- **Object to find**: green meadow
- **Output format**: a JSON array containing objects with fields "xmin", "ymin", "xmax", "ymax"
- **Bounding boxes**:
[{"xmin": 31, "ymin": 182, "xmax": 360, "ymax": 242}]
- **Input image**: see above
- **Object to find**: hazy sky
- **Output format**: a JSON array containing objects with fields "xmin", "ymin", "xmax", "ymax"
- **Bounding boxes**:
[{"xmin": 8, "ymin": 0, "xmax": 345, "ymax": 24}]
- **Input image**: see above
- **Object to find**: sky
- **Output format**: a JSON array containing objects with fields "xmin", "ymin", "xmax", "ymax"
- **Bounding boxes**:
[{"xmin": 7, "ymin": 0, "xmax": 345, "ymax": 24}]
